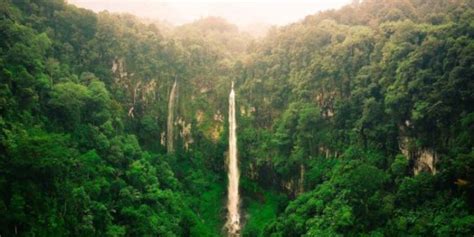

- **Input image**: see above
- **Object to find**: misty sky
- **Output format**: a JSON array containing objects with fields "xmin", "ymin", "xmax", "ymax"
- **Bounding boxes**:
[{"xmin": 68, "ymin": 0, "xmax": 352, "ymax": 27}]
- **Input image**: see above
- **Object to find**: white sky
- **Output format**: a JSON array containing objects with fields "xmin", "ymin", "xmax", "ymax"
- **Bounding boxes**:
[{"xmin": 68, "ymin": 0, "xmax": 352, "ymax": 27}]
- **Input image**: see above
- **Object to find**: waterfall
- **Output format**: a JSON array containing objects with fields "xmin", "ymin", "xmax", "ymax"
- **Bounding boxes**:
[
  {"xmin": 226, "ymin": 82, "xmax": 241, "ymax": 236},
  {"xmin": 167, "ymin": 80, "xmax": 177, "ymax": 153}
]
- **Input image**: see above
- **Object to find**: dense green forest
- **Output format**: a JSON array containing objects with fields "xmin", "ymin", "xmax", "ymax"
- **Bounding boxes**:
[{"xmin": 0, "ymin": 0, "xmax": 473, "ymax": 236}]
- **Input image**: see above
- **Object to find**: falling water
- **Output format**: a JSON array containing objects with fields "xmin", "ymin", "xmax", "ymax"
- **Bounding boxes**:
[
  {"xmin": 167, "ymin": 80, "xmax": 177, "ymax": 153},
  {"xmin": 226, "ymin": 82, "xmax": 240, "ymax": 236}
]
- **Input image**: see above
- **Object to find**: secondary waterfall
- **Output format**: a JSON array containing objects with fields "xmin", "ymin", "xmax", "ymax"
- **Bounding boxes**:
[
  {"xmin": 226, "ymin": 82, "xmax": 240, "ymax": 236},
  {"xmin": 167, "ymin": 80, "xmax": 177, "ymax": 153}
]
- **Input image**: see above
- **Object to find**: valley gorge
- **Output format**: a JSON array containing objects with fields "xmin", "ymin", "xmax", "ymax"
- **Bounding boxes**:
[{"xmin": 0, "ymin": 0, "xmax": 473, "ymax": 236}]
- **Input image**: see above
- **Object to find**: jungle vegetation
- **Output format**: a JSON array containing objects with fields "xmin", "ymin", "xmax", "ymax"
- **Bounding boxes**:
[{"xmin": 0, "ymin": 0, "xmax": 473, "ymax": 236}]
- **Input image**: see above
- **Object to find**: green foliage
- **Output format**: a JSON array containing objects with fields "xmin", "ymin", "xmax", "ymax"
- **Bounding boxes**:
[
  {"xmin": 242, "ymin": 190, "xmax": 285, "ymax": 237},
  {"xmin": 237, "ymin": 0, "xmax": 474, "ymax": 236},
  {"xmin": 0, "ymin": 0, "xmax": 473, "ymax": 236}
]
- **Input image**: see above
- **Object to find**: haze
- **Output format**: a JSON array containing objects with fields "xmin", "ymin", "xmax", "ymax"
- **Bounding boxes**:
[{"xmin": 68, "ymin": 0, "xmax": 352, "ymax": 28}]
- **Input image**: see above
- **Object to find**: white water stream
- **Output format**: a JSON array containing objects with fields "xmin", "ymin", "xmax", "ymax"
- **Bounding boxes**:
[
  {"xmin": 167, "ymin": 80, "xmax": 177, "ymax": 153},
  {"xmin": 225, "ymin": 82, "xmax": 240, "ymax": 236}
]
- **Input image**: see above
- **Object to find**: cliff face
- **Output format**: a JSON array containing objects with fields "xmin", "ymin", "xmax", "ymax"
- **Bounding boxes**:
[
  {"xmin": 413, "ymin": 149, "xmax": 437, "ymax": 175},
  {"xmin": 399, "ymin": 123, "xmax": 437, "ymax": 175}
]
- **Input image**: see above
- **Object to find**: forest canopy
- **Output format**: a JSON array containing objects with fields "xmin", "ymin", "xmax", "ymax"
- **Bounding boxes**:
[{"xmin": 0, "ymin": 0, "xmax": 473, "ymax": 236}]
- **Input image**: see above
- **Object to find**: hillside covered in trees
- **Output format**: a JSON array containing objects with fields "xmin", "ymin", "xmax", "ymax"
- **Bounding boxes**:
[{"xmin": 0, "ymin": 0, "xmax": 473, "ymax": 236}]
